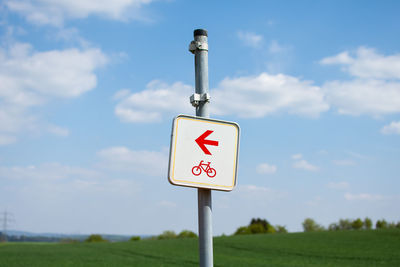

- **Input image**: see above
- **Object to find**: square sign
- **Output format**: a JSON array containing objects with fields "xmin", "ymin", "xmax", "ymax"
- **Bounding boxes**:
[{"xmin": 168, "ymin": 114, "xmax": 240, "ymax": 191}]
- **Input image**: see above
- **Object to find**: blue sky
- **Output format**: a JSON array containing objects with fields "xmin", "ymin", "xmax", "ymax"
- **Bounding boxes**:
[{"xmin": 0, "ymin": 0, "xmax": 399, "ymax": 236}]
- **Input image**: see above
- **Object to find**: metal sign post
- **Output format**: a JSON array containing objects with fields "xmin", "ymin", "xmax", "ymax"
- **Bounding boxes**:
[
  {"xmin": 189, "ymin": 29, "xmax": 213, "ymax": 267},
  {"xmin": 168, "ymin": 28, "xmax": 239, "ymax": 266}
]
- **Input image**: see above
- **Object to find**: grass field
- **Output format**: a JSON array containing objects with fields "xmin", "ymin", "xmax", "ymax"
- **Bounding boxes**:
[{"xmin": 1, "ymin": 230, "xmax": 399, "ymax": 266}]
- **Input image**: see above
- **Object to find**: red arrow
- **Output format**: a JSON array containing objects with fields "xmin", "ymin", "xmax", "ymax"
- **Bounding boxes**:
[{"xmin": 195, "ymin": 130, "xmax": 219, "ymax": 155}]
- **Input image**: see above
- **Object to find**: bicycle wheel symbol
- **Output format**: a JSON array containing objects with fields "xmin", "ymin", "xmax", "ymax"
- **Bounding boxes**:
[
  {"xmin": 206, "ymin": 168, "xmax": 216, "ymax": 178},
  {"xmin": 191, "ymin": 161, "xmax": 217, "ymax": 178},
  {"xmin": 192, "ymin": 166, "xmax": 202, "ymax": 176}
]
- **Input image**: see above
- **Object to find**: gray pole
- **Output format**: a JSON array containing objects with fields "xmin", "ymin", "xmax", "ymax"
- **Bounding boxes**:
[{"xmin": 189, "ymin": 29, "xmax": 213, "ymax": 267}]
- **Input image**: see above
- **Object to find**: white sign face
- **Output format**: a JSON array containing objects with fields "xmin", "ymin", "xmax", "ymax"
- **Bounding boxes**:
[{"xmin": 168, "ymin": 115, "xmax": 240, "ymax": 191}]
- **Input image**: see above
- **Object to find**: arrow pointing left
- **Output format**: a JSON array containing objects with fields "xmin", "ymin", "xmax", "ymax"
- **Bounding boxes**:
[{"xmin": 195, "ymin": 130, "xmax": 219, "ymax": 155}]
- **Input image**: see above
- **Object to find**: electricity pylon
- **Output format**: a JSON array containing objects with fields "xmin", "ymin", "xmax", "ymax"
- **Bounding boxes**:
[{"xmin": 0, "ymin": 210, "xmax": 15, "ymax": 242}]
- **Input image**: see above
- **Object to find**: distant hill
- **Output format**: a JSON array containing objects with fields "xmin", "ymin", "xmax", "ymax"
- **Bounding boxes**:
[{"xmin": 1, "ymin": 230, "xmax": 150, "ymax": 242}]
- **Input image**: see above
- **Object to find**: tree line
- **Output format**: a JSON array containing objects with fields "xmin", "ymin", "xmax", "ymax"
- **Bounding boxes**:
[
  {"xmin": 82, "ymin": 230, "xmax": 198, "ymax": 243},
  {"xmin": 3, "ymin": 217, "xmax": 398, "ymax": 243},
  {"xmin": 233, "ymin": 217, "xmax": 400, "ymax": 236},
  {"xmin": 302, "ymin": 217, "xmax": 400, "ymax": 232}
]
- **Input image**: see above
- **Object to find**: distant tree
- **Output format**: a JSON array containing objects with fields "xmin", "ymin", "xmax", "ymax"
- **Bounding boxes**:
[
  {"xmin": 328, "ymin": 223, "xmax": 340, "ymax": 231},
  {"xmin": 249, "ymin": 218, "xmax": 276, "ymax": 234},
  {"xmin": 364, "ymin": 217, "xmax": 373, "ymax": 230},
  {"xmin": 234, "ymin": 226, "xmax": 251, "ymax": 235},
  {"xmin": 249, "ymin": 223, "xmax": 266, "ymax": 234},
  {"xmin": 302, "ymin": 218, "xmax": 324, "ymax": 232},
  {"xmin": 266, "ymin": 225, "xmax": 276, "ymax": 234},
  {"xmin": 157, "ymin": 230, "xmax": 177, "ymax": 240},
  {"xmin": 85, "ymin": 234, "xmax": 107, "ymax": 243},
  {"xmin": 250, "ymin": 218, "xmax": 269, "ymax": 229},
  {"xmin": 130, "ymin": 236, "xmax": 141, "ymax": 241},
  {"xmin": 339, "ymin": 219, "xmax": 352, "ymax": 230},
  {"xmin": 352, "ymin": 218, "xmax": 363, "ymax": 230},
  {"xmin": 178, "ymin": 230, "xmax": 197, "ymax": 238},
  {"xmin": 397, "ymin": 222, "xmax": 400, "ymax": 229},
  {"xmin": 234, "ymin": 218, "xmax": 277, "ymax": 235},
  {"xmin": 275, "ymin": 225, "xmax": 288, "ymax": 234},
  {"xmin": 376, "ymin": 219, "xmax": 388, "ymax": 229}
]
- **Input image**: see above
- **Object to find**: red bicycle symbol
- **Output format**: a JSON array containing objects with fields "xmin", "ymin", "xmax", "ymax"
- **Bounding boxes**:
[{"xmin": 192, "ymin": 160, "xmax": 217, "ymax": 178}]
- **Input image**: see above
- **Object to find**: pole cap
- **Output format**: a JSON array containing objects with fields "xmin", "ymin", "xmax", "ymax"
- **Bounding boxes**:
[{"xmin": 194, "ymin": 29, "xmax": 208, "ymax": 37}]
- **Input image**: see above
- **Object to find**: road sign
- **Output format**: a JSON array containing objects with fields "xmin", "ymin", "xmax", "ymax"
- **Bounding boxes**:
[{"xmin": 168, "ymin": 114, "xmax": 240, "ymax": 191}]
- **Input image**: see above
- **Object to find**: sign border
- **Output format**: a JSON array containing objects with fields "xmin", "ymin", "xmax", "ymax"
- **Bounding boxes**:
[{"xmin": 168, "ymin": 114, "xmax": 240, "ymax": 191}]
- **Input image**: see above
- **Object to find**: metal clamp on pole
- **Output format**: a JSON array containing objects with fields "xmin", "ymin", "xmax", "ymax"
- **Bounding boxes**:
[
  {"xmin": 190, "ymin": 93, "xmax": 211, "ymax": 107},
  {"xmin": 189, "ymin": 41, "xmax": 209, "ymax": 54}
]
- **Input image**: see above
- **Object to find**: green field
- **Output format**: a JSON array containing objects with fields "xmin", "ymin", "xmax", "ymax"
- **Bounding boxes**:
[{"xmin": 1, "ymin": 230, "xmax": 399, "ymax": 266}]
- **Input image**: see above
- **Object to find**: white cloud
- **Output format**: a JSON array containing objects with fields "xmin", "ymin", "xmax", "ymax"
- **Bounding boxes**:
[
  {"xmin": 212, "ymin": 73, "xmax": 329, "ymax": 118},
  {"xmin": 6, "ymin": 0, "xmax": 155, "ymax": 26},
  {"xmin": 292, "ymin": 154, "xmax": 318, "ymax": 171},
  {"xmin": 114, "ymin": 81, "xmax": 193, "ymax": 123},
  {"xmin": 237, "ymin": 31, "xmax": 263, "ymax": 48},
  {"xmin": 114, "ymin": 73, "xmax": 329, "ymax": 123},
  {"xmin": 0, "ymin": 42, "xmax": 107, "ymax": 144},
  {"xmin": 0, "ymin": 163, "xmax": 99, "ymax": 181},
  {"xmin": 344, "ymin": 193, "xmax": 384, "ymax": 201},
  {"xmin": 323, "ymin": 79, "xmax": 400, "ymax": 116},
  {"xmin": 321, "ymin": 47, "xmax": 400, "ymax": 79},
  {"xmin": 327, "ymin": 181, "xmax": 349, "ymax": 190},
  {"xmin": 1, "ymin": 43, "xmax": 107, "ymax": 98},
  {"xmin": 0, "ymin": 161, "xmax": 140, "ymax": 226},
  {"xmin": 114, "ymin": 46, "xmax": 400, "ymax": 124},
  {"xmin": 320, "ymin": 51, "xmax": 353, "ymax": 65},
  {"xmin": 381, "ymin": 121, "xmax": 400, "ymax": 135},
  {"xmin": 293, "ymin": 159, "xmax": 318, "ymax": 171},
  {"xmin": 256, "ymin": 163, "xmax": 277, "ymax": 174},
  {"xmin": 97, "ymin": 146, "xmax": 168, "ymax": 177},
  {"xmin": 321, "ymin": 47, "xmax": 400, "ymax": 117},
  {"xmin": 0, "ymin": 146, "xmax": 167, "ymax": 195}
]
